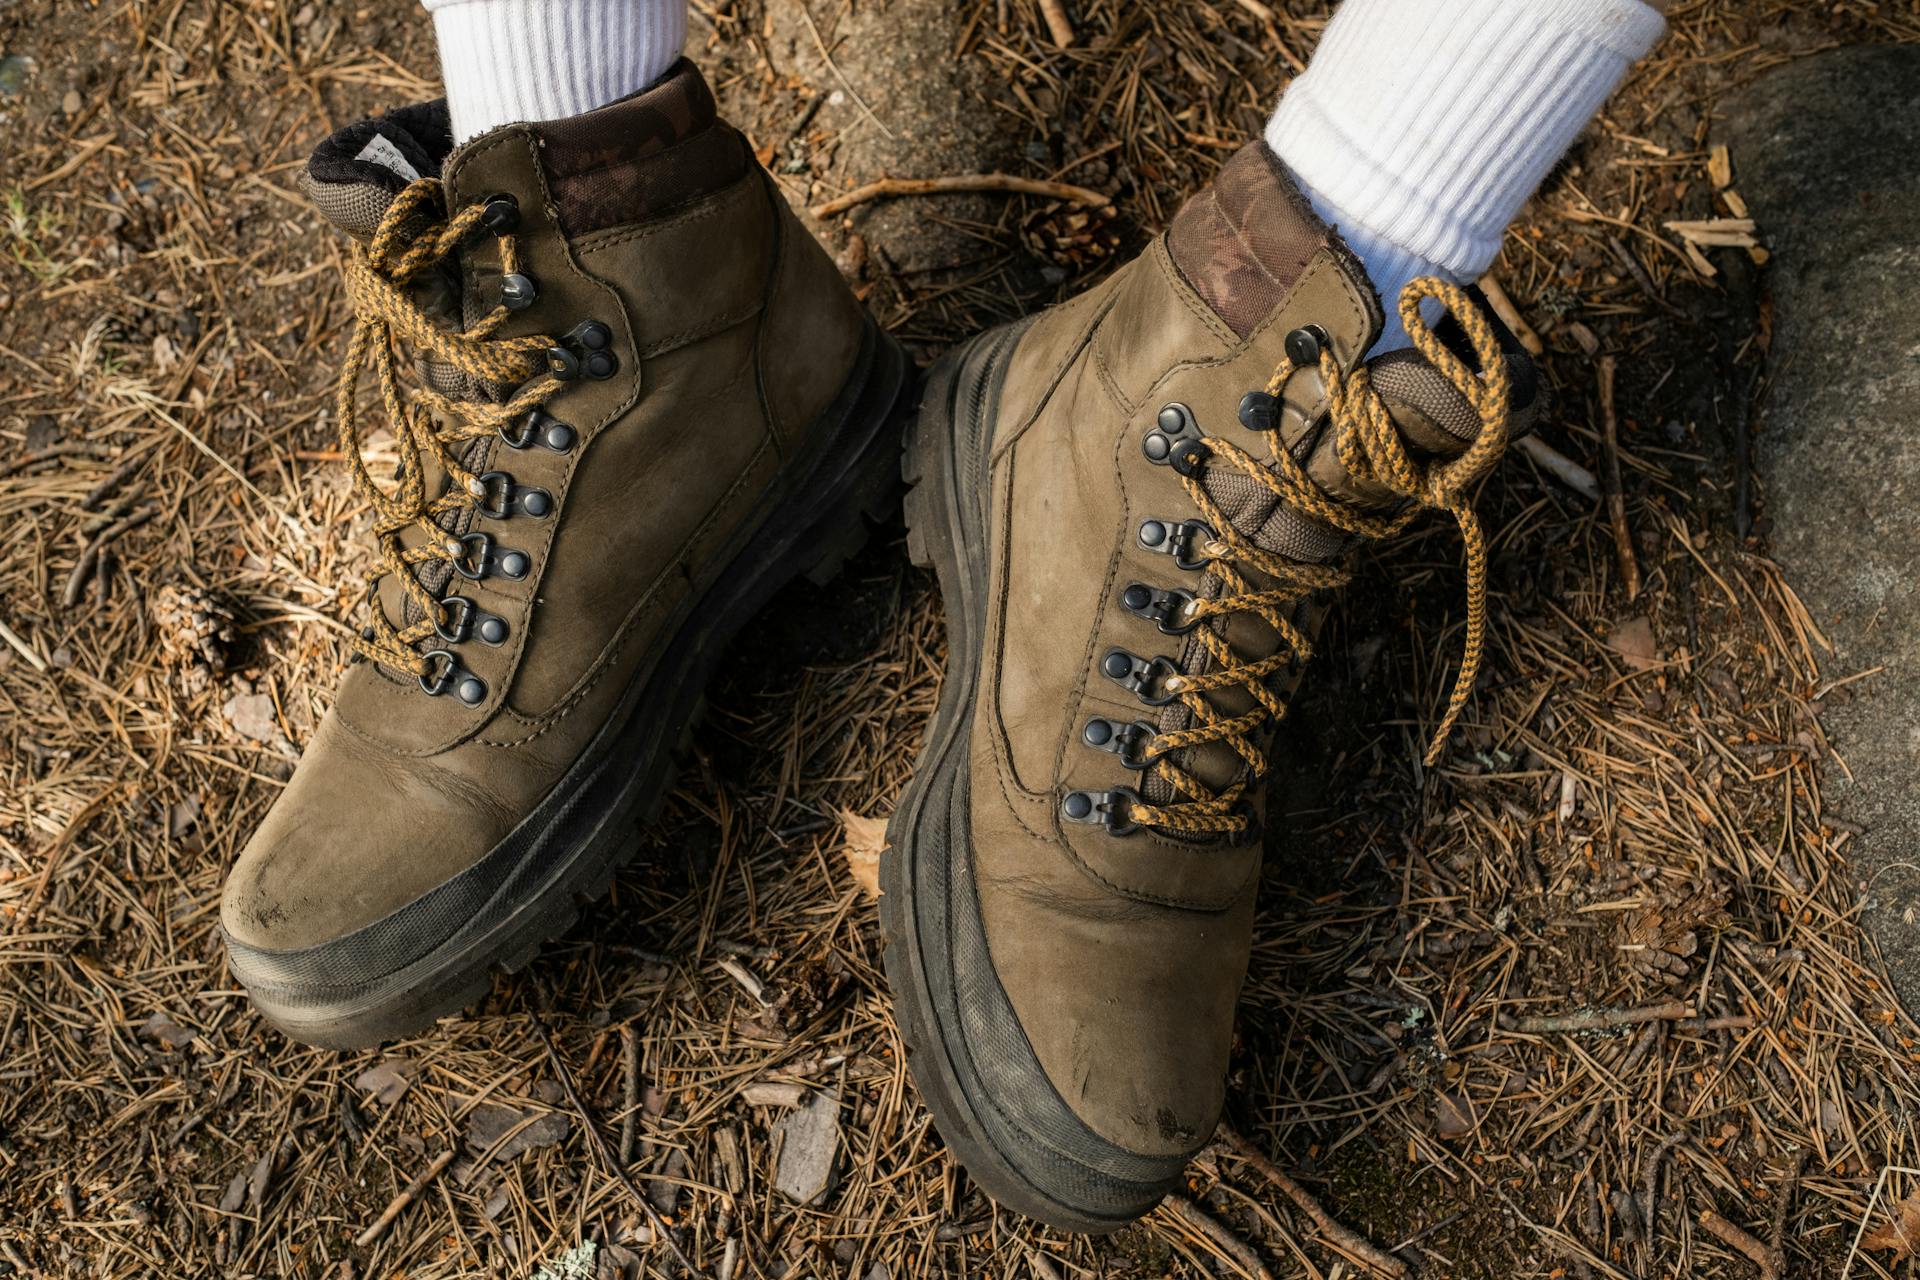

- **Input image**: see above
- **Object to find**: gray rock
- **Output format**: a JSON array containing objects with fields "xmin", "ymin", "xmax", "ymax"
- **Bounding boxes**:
[
  {"xmin": 1723, "ymin": 45, "xmax": 1920, "ymax": 1007},
  {"xmin": 773, "ymin": 1087, "xmax": 841, "ymax": 1205}
]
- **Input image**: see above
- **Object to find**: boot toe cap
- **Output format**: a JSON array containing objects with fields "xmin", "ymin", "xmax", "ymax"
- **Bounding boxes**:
[{"xmin": 220, "ymin": 711, "xmax": 519, "ymax": 992}]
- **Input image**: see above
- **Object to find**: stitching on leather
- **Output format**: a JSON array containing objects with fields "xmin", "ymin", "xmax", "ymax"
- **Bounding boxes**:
[
  {"xmin": 1154, "ymin": 238, "xmax": 1238, "ymax": 347},
  {"xmin": 755, "ymin": 174, "xmax": 801, "ymax": 458},
  {"xmin": 481, "ymin": 434, "xmax": 776, "ymax": 747},
  {"xmin": 988, "ymin": 286, "xmax": 1118, "ymax": 461},
  {"xmin": 984, "ymin": 455, "xmax": 1052, "ymax": 817}
]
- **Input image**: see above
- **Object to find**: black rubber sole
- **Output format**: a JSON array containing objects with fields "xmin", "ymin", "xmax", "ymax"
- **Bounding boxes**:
[
  {"xmin": 237, "ymin": 321, "xmax": 911, "ymax": 1049},
  {"xmin": 881, "ymin": 322, "xmax": 1184, "ymax": 1234}
]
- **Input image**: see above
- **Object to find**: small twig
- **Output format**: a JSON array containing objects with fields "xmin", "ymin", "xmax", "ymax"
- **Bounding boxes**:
[
  {"xmin": 1026, "ymin": 1250, "xmax": 1065, "ymax": 1280},
  {"xmin": 1164, "ymin": 1195, "xmax": 1275, "ymax": 1280},
  {"xmin": 1516, "ymin": 435, "xmax": 1601, "ymax": 502},
  {"xmin": 82, "ymin": 441, "xmax": 159, "ymax": 510},
  {"xmin": 619, "ymin": 1023, "xmax": 641, "ymax": 1167},
  {"xmin": 1502, "ymin": 999, "xmax": 1690, "ymax": 1035},
  {"xmin": 1677, "ymin": 1013, "xmax": 1756, "ymax": 1033},
  {"xmin": 1641, "ymin": 1132, "xmax": 1688, "ymax": 1247},
  {"xmin": 1218, "ymin": 1127, "xmax": 1410, "ymax": 1278},
  {"xmin": 1597, "ymin": 355, "xmax": 1641, "ymax": 600},
  {"xmin": 1038, "ymin": 0, "xmax": 1075, "ymax": 45},
  {"xmin": 811, "ymin": 174, "xmax": 1112, "ymax": 219},
  {"xmin": 0, "ymin": 440, "xmax": 117, "ymax": 481},
  {"xmin": 10, "ymin": 785, "xmax": 118, "ymax": 936},
  {"xmin": 1605, "ymin": 234, "xmax": 1682, "ymax": 316},
  {"xmin": 533, "ymin": 1017, "xmax": 702, "ymax": 1278},
  {"xmin": 1700, "ymin": 1208, "xmax": 1783, "ymax": 1280},
  {"xmin": 0, "ymin": 614, "xmax": 47, "ymax": 673},
  {"xmin": 1770, "ymin": 1151, "xmax": 1806, "ymax": 1260},
  {"xmin": 61, "ymin": 506, "xmax": 155, "ymax": 609},
  {"xmin": 353, "ymin": 1149, "xmax": 454, "ymax": 1248},
  {"xmin": 23, "ymin": 134, "xmax": 113, "ymax": 193},
  {"xmin": 1476, "ymin": 273, "xmax": 1544, "ymax": 355}
]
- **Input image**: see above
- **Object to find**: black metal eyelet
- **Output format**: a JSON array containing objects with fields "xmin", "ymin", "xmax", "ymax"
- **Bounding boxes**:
[
  {"xmin": 499, "ymin": 410, "xmax": 576, "ymax": 453},
  {"xmin": 501, "ymin": 272, "xmax": 537, "ymax": 311},
  {"xmin": 1284, "ymin": 323, "xmax": 1330, "ymax": 367},
  {"xmin": 433, "ymin": 596, "xmax": 511, "ymax": 647},
  {"xmin": 477, "ymin": 193, "xmax": 520, "ymax": 235},
  {"xmin": 1238, "ymin": 390, "xmax": 1279, "ymax": 432},
  {"xmin": 1167, "ymin": 437, "xmax": 1211, "ymax": 476},
  {"xmin": 567, "ymin": 320, "xmax": 612, "ymax": 351},
  {"xmin": 548, "ymin": 322, "xmax": 618, "ymax": 382},
  {"xmin": 470, "ymin": 471, "xmax": 553, "ymax": 521},
  {"xmin": 418, "ymin": 649, "xmax": 488, "ymax": 706},
  {"xmin": 1099, "ymin": 648, "xmax": 1181, "ymax": 706},
  {"xmin": 1137, "ymin": 518, "xmax": 1218, "ymax": 572},
  {"xmin": 447, "ymin": 532, "xmax": 530, "ymax": 581},
  {"xmin": 1061, "ymin": 786, "xmax": 1141, "ymax": 837},
  {"xmin": 435, "ymin": 595, "xmax": 476, "ymax": 643},
  {"xmin": 1082, "ymin": 717, "xmax": 1157, "ymax": 771},
  {"xmin": 449, "ymin": 532, "xmax": 494, "ymax": 580},
  {"xmin": 1141, "ymin": 401, "xmax": 1197, "ymax": 464},
  {"xmin": 1120, "ymin": 582, "xmax": 1200, "ymax": 635}
]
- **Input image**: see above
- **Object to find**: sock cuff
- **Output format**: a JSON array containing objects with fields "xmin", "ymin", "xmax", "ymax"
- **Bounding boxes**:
[
  {"xmin": 427, "ymin": 0, "xmax": 688, "ymax": 144},
  {"xmin": 1265, "ymin": 0, "xmax": 1665, "ymax": 280}
]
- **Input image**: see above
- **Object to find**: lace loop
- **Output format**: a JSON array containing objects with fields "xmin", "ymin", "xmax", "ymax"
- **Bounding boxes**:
[
  {"xmin": 331, "ymin": 179, "xmax": 561, "ymax": 676},
  {"xmin": 1126, "ymin": 277, "xmax": 1511, "ymax": 838}
]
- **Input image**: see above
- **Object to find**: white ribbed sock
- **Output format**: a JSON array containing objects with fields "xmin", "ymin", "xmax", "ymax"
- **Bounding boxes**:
[
  {"xmin": 1266, "ymin": 0, "xmax": 1666, "ymax": 351},
  {"xmin": 424, "ymin": 0, "xmax": 688, "ymax": 144}
]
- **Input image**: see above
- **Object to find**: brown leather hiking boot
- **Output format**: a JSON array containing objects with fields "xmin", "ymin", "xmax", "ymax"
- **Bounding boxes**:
[
  {"xmin": 882, "ymin": 142, "xmax": 1543, "ymax": 1230},
  {"xmin": 220, "ymin": 61, "xmax": 908, "ymax": 1048}
]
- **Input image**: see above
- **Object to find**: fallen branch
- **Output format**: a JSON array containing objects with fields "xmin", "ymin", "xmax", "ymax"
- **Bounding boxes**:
[
  {"xmin": 0, "ymin": 614, "xmax": 47, "ymax": 673},
  {"xmin": 1038, "ymin": 0, "xmax": 1075, "ymax": 46},
  {"xmin": 1217, "ymin": 1127, "xmax": 1411, "ymax": 1278},
  {"xmin": 1642, "ymin": 1132, "xmax": 1688, "ymax": 1247},
  {"xmin": 811, "ymin": 174, "xmax": 1112, "ymax": 220},
  {"xmin": 1516, "ymin": 435, "xmax": 1601, "ymax": 502},
  {"xmin": 1164, "ymin": 1194, "xmax": 1275, "ymax": 1280},
  {"xmin": 62, "ymin": 506, "xmax": 155, "ymax": 609},
  {"xmin": 1476, "ymin": 273, "xmax": 1544, "ymax": 356},
  {"xmin": 1700, "ymin": 1208, "xmax": 1783, "ymax": 1280},
  {"xmin": 82, "ymin": 441, "xmax": 161, "ymax": 510},
  {"xmin": 1596, "ymin": 355, "xmax": 1642, "ymax": 601},
  {"xmin": 1502, "ymin": 999, "xmax": 1690, "ymax": 1035},
  {"xmin": 0, "ymin": 440, "xmax": 117, "ymax": 481},
  {"xmin": 353, "ymin": 1149, "xmax": 454, "ymax": 1248},
  {"xmin": 619, "ymin": 1022, "xmax": 642, "ymax": 1167}
]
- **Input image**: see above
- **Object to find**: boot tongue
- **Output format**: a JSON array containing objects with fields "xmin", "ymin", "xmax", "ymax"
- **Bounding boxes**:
[
  {"xmin": 1198, "ymin": 338, "xmax": 1542, "ymax": 563},
  {"xmin": 300, "ymin": 101, "xmax": 452, "ymax": 240}
]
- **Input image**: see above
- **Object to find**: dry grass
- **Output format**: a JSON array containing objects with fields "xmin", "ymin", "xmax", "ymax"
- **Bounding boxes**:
[{"xmin": 4, "ymin": 0, "xmax": 1920, "ymax": 1277}]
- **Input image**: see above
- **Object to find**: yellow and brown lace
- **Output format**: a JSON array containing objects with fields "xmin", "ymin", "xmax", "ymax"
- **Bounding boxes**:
[
  {"xmin": 1129, "ymin": 277, "xmax": 1512, "ymax": 838},
  {"xmin": 333, "ymin": 180, "xmax": 560, "ymax": 676}
]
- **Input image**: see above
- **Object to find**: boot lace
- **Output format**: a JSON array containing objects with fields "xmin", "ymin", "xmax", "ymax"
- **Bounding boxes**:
[
  {"xmin": 333, "ymin": 180, "xmax": 561, "ymax": 676},
  {"xmin": 1126, "ymin": 278, "xmax": 1511, "ymax": 838}
]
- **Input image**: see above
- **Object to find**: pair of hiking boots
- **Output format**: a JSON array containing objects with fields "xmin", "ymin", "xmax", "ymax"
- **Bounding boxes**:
[{"xmin": 220, "ymin": 62, "xmax": 1542, "ymax": 1231}]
